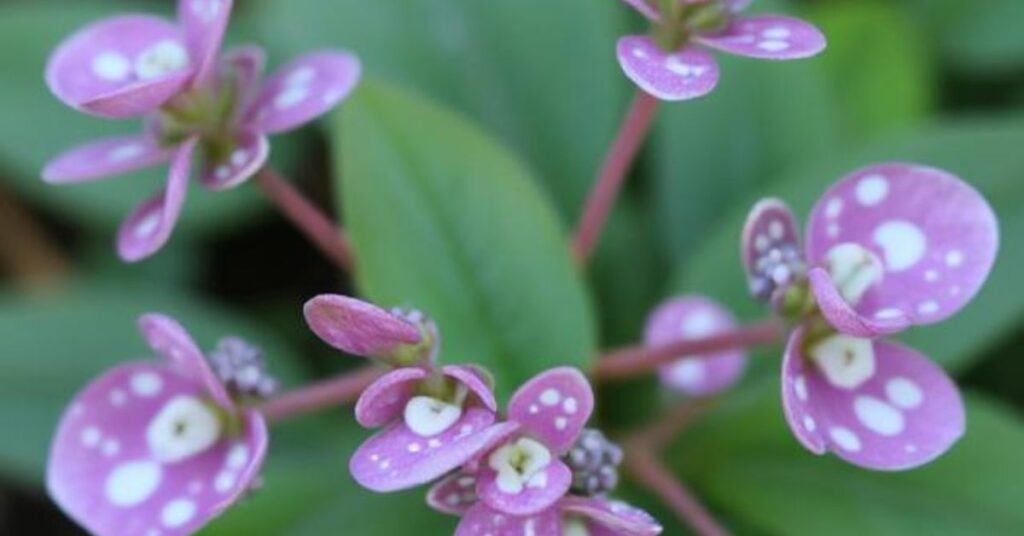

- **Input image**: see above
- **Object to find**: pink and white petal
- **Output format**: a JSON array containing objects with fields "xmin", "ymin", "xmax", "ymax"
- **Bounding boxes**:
[
  {"xmin": 221, "ymin": 45, "xmax": 267, "ymax": 118},
  {"xmin": 725, "ymin": 0, "xmax": 755, "ymax": 13},
  {"xmin": 42, "ymin": 135, "xmax": 170, "ymax": 184},
  {"xmin": 456, "ymin": 503, "xmax": 562, "ymax": 536},
  {"xmin": 137, "ymin": 312, "xmax": 233, "ymax": 410},
  {"xmin": 303, "ymin": 294, "xmax": 422, "ymax": 362},
  {"xmin": 617, "ymin": 36, "xmax": 719, "ymax": 102},
  {"xmin": 620, "ymin": 0, "xmax": 661, "ymax": 22},
  {"xmin": 426, "ymin": 470, "xmax": 479, "ymax": 516},
  {"xmin": 444, "ymin": 365, "xmax": 498, "ymax": 413},
  {"xmin": 645, "ymin": 296, "xmax": 747, "ymax": 396},
  {"xmin": 561, "ymin": 496, "xmax": 663, "ymax": 536},
  {"xmin": 117, "ymin": 137, "xmax": 197, "ymax": 262},
  {"xmin": 248, "ymin": 50, "xmax": 361, "ymax": 134},
  {"xmin": 46, "ymin": 15, "xmax": 193, "ymax": 118},
  {"xmin": 782, "ymin": 329, "xmax": 966, "ymax": 470},
  {"xmin": 508, "ymin": 367, "xmax": 594, "ymax": 454},
  {"xmin": 199, "ymin": 130, "xmax": 269, "ymax": 190},
  {"xmin": 807, "ymin": 267, "xmax": 911, "ymax": 338},
  {"xmin": 741, "ymin": 198, "xmax": 803, "ymax": 297},
  {"xmin": 47, "ymin": 362, "xmax": 267, "ymax": 536},
  {"xmin": 697, "ymin": 15, "xmax": 826, "ymax": 60},
  {"xmin": 806, "ymin": 163, "xmax": 999, "ymax": 330},
  {"xmin": 477, "ymin": 458, "xmax": 572, "ymax": 516},
  {"xmin": 350, "ymin": 410, "xmax": 514, "ymax": 492},
  {"xmin": 177, "ymin": 0, "xmax": 233, "ymax": 84},
  {"xmin": 354, "ymin": 367, "xmax": 427, "ymax": 429}
]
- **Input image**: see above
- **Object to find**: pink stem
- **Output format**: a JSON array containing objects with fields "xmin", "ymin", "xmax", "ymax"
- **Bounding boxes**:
[
  {"xmin": 593, "ymin": 319, "xmax": 785, "ymax": 381},
  {"xmin": 258, "ymin": 366, "xmax": 383, "ymax": 423},
  {"xmin": 572, "ymin": 91, "xmax": 659, "ymax": 263},
  {"xmin": 625, "ymin": 446, "xmax": 732, "ymax": 536},
  {"xmin": 255, "ymin": 167, "xmax": 355, "ymax": 272}
]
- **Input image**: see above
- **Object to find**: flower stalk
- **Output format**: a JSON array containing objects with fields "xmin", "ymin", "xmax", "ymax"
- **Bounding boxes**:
[{"xmin": 258, "ymin": 365, "xmax": 383, "ymax": 423}]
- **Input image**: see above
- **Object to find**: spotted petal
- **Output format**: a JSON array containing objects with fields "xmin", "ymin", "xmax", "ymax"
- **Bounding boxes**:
[
  {"xmin": 477, "ymin": 457, "xmax": 572, "ymax": 516},
  {"xmin": 697, "ymin": 15, "xmax": 826, "ymax": 60},
  {"xmin": 199, "ymin": 129, "xmax": 269, "ymax": 190},
  {"xmin": 177, "ymin": 0, "xmax": 233, "ymax": 84},
  {"xmin": 616, "ymin": 37, "xmax": 719, "ymax": 102},
  {"xmin": 47, "ymin": 362, "xmax": 268, "ymax": 536},
  {"xmin": 303, "ymin": 294, "xmax": 422, "ymax": 363},
  {"xmin": 445, "ymin": 365, "xmax": 498, "ymax": 413},
  {"xmin": 350, "ymin": 409, "xmax": 514, "ymax": 492},
  {"xmin": 620, "ymin": 0, "xmax": 660, "ymax": 22},
  {"xmin": 561, "ymin": 496, "xmax": 663, "ymax": 536},
  {"xmin": 508, "ymin": 367, "xmax": 594, "ymax": 454},
  {"xmin": 248, "ymin": 50, "xmax": 361, "ymax": 134},
  {"xmin": 806, "ymin": 164, "xmax": 999, "ymax": 336},
  {"xmin": 645, "ymin": 296, "xmax": 747, "ymax": 396},
  {"xmin": 354, "ymin": 367, "xmax": 427, "ymax": 429},
  {"xmin": 42, "ymin": 135, "xmax": 170, "ymax": 184},
  {"xmin": 781, "ymin": 329, "xmax": 965, "ymax": 470},
  {"xmin": 117, "ymin": 137, "xmax": 197, "ymax": 262},
  {"xmin": 456, "ymin": 503, "xmax": 562, "ymax": 536},
  {"xmin": 741, "ymin": 198, "xmax": 804, "ymax": 301},
  {"xmin": 138, "ymin": 312, "xmax": 233, "ymax": 410},
  {"xmin": 427, "ymin": 470, "xmax": 479, "ymax": 516},
  {"xmin": 46, "ymin": 15, "xmax": 193, "ymax": 118}
]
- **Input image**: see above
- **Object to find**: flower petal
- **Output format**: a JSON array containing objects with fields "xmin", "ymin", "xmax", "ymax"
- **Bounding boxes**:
[
  {"xmin": 477, "ymin": 458, "xmax": 572, "ymax": 516},
  {"xmin": 620, "ymin": 0, "xmax": 660, "ymax": 22},
  {"xmin": 247, "ymin": 50, "xmax": 361, "ymax": 134},
  {"xmin": 354, "ymin": 367, "xmax": 427, "ymax": 428},
  {"xmin": 303, "ymin": 294, "xmax": 423, "ymax": 363},
  {"xmin": 741, "ymin": 198, "xmax": 804, "ymax": 301},
  {"xmin": 616, "ymin": 36, "xmax": 719, "ymax": 102},
  {"xmin": 349, "ymin": 410, "xmax": 513, "ymax": 492},
  {"xmin": 697, "ymin": 15, "xmax": 826, "ymax": 60},
  {"xmin": 177, "ymin": 0, "xmax": 233, "ymax": 84},
  {"xmin": 445, "ymin": 365, "xmax": 498, "ymax": 413},
  {"xmin": 138, "ymin": 312, "xmax": 233, "ymax": 410},
  {"xmin": 221, "ymin": 45, "xmax": 267, "ymax": 119},
  {"xmin": 645, "ymin": 296, "xmax": 747, "ymax": 396},
  {"xmin": 426, "ymin": 470, "xmax": 479, "ymax": 516},
  {"xmin": 561, "ymin": 496, "xmax": 663, "ymax": 536},
  {"xmin": 47, "ymin": 362, "xmax": 268, "ymax": 536},
  {"xmin": 46, "ymin": 15, "xmax": 193, "ymax": 118},
  {"xmin": 508, "ymin": 367, "xmax": 594, "ymax": 454},
  {"xmin": 807, "ymin": 267, "xmax": 911, "ymax": 338},
  {"xmin": 199, "ymin": 130, "xmax": 269, "ymax": 190},
  {"xmin": 782, "ymin": 329, "xmax": 965, "ymax": 470},
  {"xmin": 456, "ymin": 503, "xmax": 562, "ymax": 536},
  {"xmin": 806, "ymin": 164, "xmax": 999, "ymax": 334},
  {"xmin": 42, "ymin": 135, "xmax": 170, "ymax": 184}
]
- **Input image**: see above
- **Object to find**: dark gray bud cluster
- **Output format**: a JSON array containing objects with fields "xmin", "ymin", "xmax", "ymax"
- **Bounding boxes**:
[
  {"xmin": 564, "ymin": 428, "xmax": 623, "ymax": 497},
  {"xmin": 749, "ymin": 243, "xmax": 806, "ymax": 302},
  {"xmin": 208, "ymin": 337, "xmax": 278, "ymax": 399}
]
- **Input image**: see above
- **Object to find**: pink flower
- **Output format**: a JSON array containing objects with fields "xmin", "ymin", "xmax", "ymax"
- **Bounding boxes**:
[
  {"xmin": 617, "ymin": 0, "xmax": 825, "ymax": 101},
  {"xmin": 741, "ymin": 163, "xmax": 998, "ymax": 469},
  {"xmin": 42, "ymin": 0, "xmax": 360, "ymax": 262},
  {"xmin": 454, "ymin": 496, "xmax": 662, "ymax": 536},
  {"xmin": 644, "ymin": 295, "xmax": 747, "ymax": 396},
  {"xmin": 47, "ymin": 314, "xmax": 269, "ymax": 536},
  {"xmin": 303, "ymin": 294, "xmax": 509, "ymax": 492}
]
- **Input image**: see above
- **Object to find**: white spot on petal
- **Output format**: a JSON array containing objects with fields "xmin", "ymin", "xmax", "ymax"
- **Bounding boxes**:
[
  {"xmin": 102, "ymin": 439, "xmax": 120, "ymax": 457},
  {"xmin": 131, "ymin": 372, "xmax": 163, "ymax": 397},
  {"xmin": 563, "ymin": 397, "xmax": 578, "ymax": 414},
  {"xmin": 802, "ymin": 415, "xmax": 816, "ymax": 432},
  {"xmin": 81, "ymin": 426, "xmax": 101, "ymax": 448},
  {"xmin": 856, "ymin": 174, "xmax": 889, "ymax": 206},
  {"xmin": 945, "ymin": 250, "xmax": 964, "ymax": 268},
  {"xmin": 758, "ymin": 40, "xmax": 790, "ymax": 52},
  {"xmin": 682, "ymin": 311, "xmax": 716, "ymax": 338},
  {"xmin": 215, "ymin": 471, "xmax": 236, "ymax": 493},
  {"xmin": 825, "ymin": 198, "xmax": 843, "ymax": 219},
  {"xmin": 92, "ymin": 52, "xmax": 131, "ymax": 82},
  {"xmin": 810, "ymin": 335, "xmax": 875, "ymax": 390},
  {"xmin": 854, "ymin": 396, "xmax": 905, "ymax": 436},
  {"xmin": 886, "ymin": 377, "xmax": 923, "ymax": 409},
  {"xmin": 286, "ymin": 66, "xmax": 316, "ymax": 87},
  {"xmin": 540, "ymin": 389, "xmax": 561, "ymax": 406},
  {"xmin": 873, "ymin": 220, "xmax": 927, "ymax": 272},
  {"xmin": 108, "ymin": 144, "xmax": 144, "ymax": 163},
  {"xmin": 793, "ymin": 375, "xmax": 808, "ymax": 402},
  {"xmin": 134, "ymin": 40, "xmax": 189, "ymax": 81},
  {"xmin": 404, "ymin": 396, "xmax": 462, "ymax": 437},
  {"xmin": 106, "ymin": 461, "xmax": 162, "ymax": 507},
  {"xmin": 555, "ymin": 417, "xmax": 568, "ymax": 430},
  {"xmin": 147, "ymin": 396, "xmax": 223, "ymax": 463},
  {"xmin": 917, "ymin": 300, "xmax": 939, "ymax": 316},
  {"xmin": 274, "ymin": 86, "xmax": 309, "ymax": 110},
  {"xmin": 161, "ymin": 498, "xmax": 197, "ymax": 528},
  {"xmin": 226, "ymin": 443, "xmax": 249, "ymax": 470},
  {"xmin": 668, "ymin": 360, "xmax": 706, "ymax": 388},
  {"xmin": 829, "ymin": 427, "xmax": 862, "ymax": 452}
]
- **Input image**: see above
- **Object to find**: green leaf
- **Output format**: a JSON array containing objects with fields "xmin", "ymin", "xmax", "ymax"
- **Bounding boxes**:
[
  {"xmin": 907, "ymin": 0, "xmax": 1024, "ymax": 73},
  {"xmin": 671, "ymin": 382, "xmax": 1024, "ymax": 535},
  {"xmin": 0, "ymin": 281, "xmax": 308, "ymax": 484},
  {"xmin": 672, "ymin": 116, "xmax": 1024, "ymax": 371},
  {"xmin": 334, "ymin": 80, "xmax": 597, "ymax": 400}
]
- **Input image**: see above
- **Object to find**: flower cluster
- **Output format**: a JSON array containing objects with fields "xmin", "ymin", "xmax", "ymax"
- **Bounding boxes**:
[{"xmin": 42, "ymin": 0, "xmax": 360, "ymax": 261}]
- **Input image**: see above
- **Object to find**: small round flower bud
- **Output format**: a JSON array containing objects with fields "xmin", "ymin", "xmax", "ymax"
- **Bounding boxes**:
[
  {"xmin": 563, "ymin": 428, "xmax": 623, "ymax": 497},
  {"xmin": 208, "ymin": 337, "xmax": 279, "ymax": 400}
]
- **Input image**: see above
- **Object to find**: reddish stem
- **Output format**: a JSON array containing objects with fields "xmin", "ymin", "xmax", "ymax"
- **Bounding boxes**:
[
  {"xmin": 258, "ymin": 366, "xmax": 383, "ymax": 423},
  {"xmin": 255, "ymin": 167, "xmax": 354, "ymax": 272},
  {"xmin": 572, "ymin": 91, "xmax": 659, "ymax": 263},
  {"xmin": 593, "ymin": 319, "xmax": 785, "ymax": 381}
]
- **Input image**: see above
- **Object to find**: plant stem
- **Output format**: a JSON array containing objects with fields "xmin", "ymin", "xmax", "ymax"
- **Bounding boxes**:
[
  {"xmin": 254, "ymin": 167, "xmax": 354, "ymax": 272},
  {"xmin": 593, "ymin": 318, "xmax": 785, "ymax": 381},
  {"xmin": 571, "ymin": 91, "xmax": 659, "ymax": 264},
  {"xmin": 258, "ymin": 365, "xmax": 383, "ymax": 424}
]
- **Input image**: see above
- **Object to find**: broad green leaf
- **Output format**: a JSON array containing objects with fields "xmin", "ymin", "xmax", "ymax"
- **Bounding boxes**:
[
  {"xmin": 0, "ymin": 281, "xmax": 308, "ymax": 484},
  {"xmin": 671, "ymin": 382, "xmax": 1024, "ymax": 535},
  {"xmin": 672, "ymin": 117, "xmax": 1024, "ymax": 371},
  {"xmin": 907, "ymin": 0, "xmax": 1024, "ymax": 73},
  {"xmin": 251, "ymin": 0, "xmax": 627, "ymax": 221},
  {"xmin": 334, "ymin": 81, "xmax": 596, "ymax": 399}
]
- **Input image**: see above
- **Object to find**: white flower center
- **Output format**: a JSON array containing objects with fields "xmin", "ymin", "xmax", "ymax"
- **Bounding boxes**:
[
  {"xmin": 824, "ymin": 243, "xmax": 884, "ymax": 306},
  {"xmin": 134, "ymin": 40, "xmax": 189, "ymax": 80},
  {"xmin": 488, "ymin": 437, "xmax": 552, "ymax": 495},
  {"xmin": 403, "ymin": 395, "xmax": 462, "ymax": 437},
  {"xmin": 146, "ymin": 395, "xmax": 223, "ymax": 463},
  {"xmin": 809, "ymin": 334, "xmax": 875, "ymax": 390}
]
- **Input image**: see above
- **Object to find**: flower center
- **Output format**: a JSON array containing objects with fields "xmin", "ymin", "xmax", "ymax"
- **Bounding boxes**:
[
  {"xmin": 488, "ymin": 437, "xmax": 553, "ymax": 495},
  {"xmin": 403, "ymin": 395, "xmax": 463, "ymax": 437},
  {"xmin": 134, "ymin": 40, "xmax": 190, "ymax": 81},
  {"xmin": 809, "ymin": 334, "xmax": 875, "ymax": 389},
  {"xmin": 824, "ymin": 243, "xmax": 884, "ymax": 306},
  {"xmin": 146, "ymin": 395, "xmax": 223, "ymax": 463}
]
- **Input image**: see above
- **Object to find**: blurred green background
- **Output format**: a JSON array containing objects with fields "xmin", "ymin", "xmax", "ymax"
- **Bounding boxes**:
[{"xmin": 1, "ymin": 0, "xmax": 1022, "ymax": 534}]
